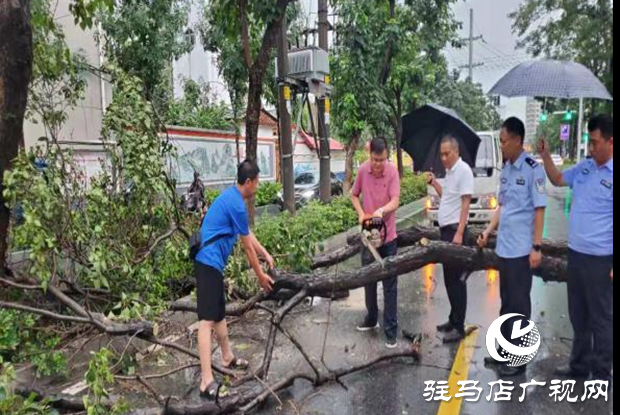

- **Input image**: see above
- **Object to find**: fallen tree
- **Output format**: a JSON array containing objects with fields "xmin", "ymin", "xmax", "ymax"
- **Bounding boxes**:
[
  {"xmin": 170, "ymin": 239, "xmax": 569, "ymax": 321},
  {"xmin": 313, "ymin": 225, "xmax": 569, "ymax": 269},
  {"xmin": 3, "ymin": 238, "xmax": 569, "ymax": 414},
  {"xmin": 284, "ymin": 240, "xmax": 568, "ymax": 295},
  {"xmin": 147, "ymin": 239, "xmax": 568, "ymax": 414}
]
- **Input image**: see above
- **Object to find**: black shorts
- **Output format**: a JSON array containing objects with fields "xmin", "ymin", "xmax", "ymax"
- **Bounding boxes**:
[{"xmin": 195, "ymin": 262, "xmax": 226, "ymax": 322}]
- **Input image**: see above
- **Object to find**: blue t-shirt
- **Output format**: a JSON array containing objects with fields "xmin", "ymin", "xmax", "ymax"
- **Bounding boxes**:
[
  {"xmin": 562, "ymin": 158, "xmax": 613, "ymax": 256},
  {"xmin": 196, "ymin": 187, "xmax": 250, "ymax": 272}
]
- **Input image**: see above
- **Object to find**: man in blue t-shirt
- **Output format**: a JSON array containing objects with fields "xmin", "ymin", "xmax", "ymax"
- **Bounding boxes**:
[
  {"xmin": 195, "ymin": 160, "xmax": 275, "ymax": 401},
  {"xmin": 538, "ymin": 115, "xmax": 613, "ymax": 382}
]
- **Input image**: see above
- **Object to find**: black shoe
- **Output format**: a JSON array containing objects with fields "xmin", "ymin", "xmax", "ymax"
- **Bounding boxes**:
[
  {"xmin": 442, "ymin": 328, "xmax": 465, "ymax": 344},
  {"xmin": 484, "ymin": 350, "xmax": 505, "ymax": 366},
  {"xmin": 554, "ymin": 365, "xmax": 589, "ymax": 378},
  {"xmin": 436, "ymin": 321, "xmax": 454, "ymax": 333},
  {"xmin": 485, "ymin": 356, "xmax": 504, "ymax": 366},
  {"xmin": 499, "ymin": 365, "xmax": 527, "ymax": 378},
  {"xmin": 356, "ymin": 318, "xmax": 380, "ymax": 332}
]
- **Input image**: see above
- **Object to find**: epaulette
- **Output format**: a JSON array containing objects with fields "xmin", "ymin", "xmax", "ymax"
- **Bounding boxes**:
[{"xmin": 525, "ymin": 157, "xmax": 539, "ymax": 168}]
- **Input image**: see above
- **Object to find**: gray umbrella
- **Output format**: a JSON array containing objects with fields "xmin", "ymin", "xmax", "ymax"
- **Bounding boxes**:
[{"xmin": 489, "ymin": 60, "xmax": 613, "ymax": 100}]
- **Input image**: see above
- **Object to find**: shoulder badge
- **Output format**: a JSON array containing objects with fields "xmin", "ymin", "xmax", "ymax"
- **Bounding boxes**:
[{"xmin": 525, "ymin": 157, "xmax": 539, "ymax": 168}]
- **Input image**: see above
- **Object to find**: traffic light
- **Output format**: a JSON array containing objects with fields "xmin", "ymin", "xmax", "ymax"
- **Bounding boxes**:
[
  {"xmin": 564, "ymin": 111, "xmax": 574, "ymax": 121},
  {"xmin": 540, "ymin": 113, "xmax": 549, "ymax": 122},
  {"xmin": 583, "ymin": 132, "xmax": 589, "ymax": 143}
]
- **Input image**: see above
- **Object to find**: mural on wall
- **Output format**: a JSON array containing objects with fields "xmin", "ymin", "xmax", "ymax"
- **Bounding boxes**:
[{"xmin": 170, "ymin": 138, "xmax": 275, "ymax": 185}]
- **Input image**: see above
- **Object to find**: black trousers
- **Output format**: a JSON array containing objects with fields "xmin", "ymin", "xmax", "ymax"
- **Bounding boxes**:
[
  {"xmin": 567, "ymin": 250, "xmax": 614, "ymax": 380},
  {"xmin": 440, "ymin": 225, "xmax": 469, "ymax": 333},
  {"xmin": 498, "ymin": 256, "xmax": 533, "ymax": 350},
  {"xmin": 362, "ymin": 240, "xmax": 399, "ymax": 339}
]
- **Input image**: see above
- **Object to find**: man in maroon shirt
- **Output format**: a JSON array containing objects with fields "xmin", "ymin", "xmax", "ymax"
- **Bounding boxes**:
[{"xmin": 351, "ymin": 137, "xmax": 402, "ymax": 349}]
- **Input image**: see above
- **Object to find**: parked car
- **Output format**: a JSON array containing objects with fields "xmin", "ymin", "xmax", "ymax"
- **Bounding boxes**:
[
  {"xmin": 427, "ymin": 131, "xmax": 502, "ymax": 226},
  {"xmin": 277, "ymin": 172, "xmax": 343, "ymax": 210}
]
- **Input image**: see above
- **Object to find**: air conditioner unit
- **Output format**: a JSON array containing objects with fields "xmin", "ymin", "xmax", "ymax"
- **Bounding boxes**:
[{"xmin": 275, "ymin": 47, "xmax": 330, "ymax": 83}]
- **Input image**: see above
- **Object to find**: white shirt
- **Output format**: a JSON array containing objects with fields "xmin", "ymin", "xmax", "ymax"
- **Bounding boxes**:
[{"xmin": 438, "ymin": 158, "xmax": 475, "ymax": 228}]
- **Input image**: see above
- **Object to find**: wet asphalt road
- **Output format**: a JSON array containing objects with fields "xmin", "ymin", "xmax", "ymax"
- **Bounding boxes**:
[{"xmin": 251, "ymin": 185, "xmax": 613, "ymax": 415}]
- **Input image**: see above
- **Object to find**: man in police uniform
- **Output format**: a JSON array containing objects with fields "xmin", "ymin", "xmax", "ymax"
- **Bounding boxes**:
[
  {"xmin": 478, "ymin": 117, "xmax": 547, "ymax": 377},
  {"xmin": 538, "ymin": 115, "xmax": 613, "ymax": 382}
]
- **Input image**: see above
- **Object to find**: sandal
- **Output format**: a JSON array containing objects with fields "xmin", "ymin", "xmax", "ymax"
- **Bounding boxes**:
[
  {"xmin": 224, "ymin": 357, "xmax": 250, "ymax": 371},
  {"xmin": 199, "ymin": 381, "xmax": 222, "ymax": 403}
]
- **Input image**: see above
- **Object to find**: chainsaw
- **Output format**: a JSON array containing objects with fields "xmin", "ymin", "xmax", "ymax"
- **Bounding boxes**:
[{"xmin": 361, "ymin": 217, "xmax": 388, "ymax": 268}]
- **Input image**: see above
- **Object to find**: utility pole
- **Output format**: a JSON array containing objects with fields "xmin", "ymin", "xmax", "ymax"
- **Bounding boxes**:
[
  {"xmin": 318, "ymin": 0, "xmax": 332, "ymax": 203},
  {"xmin": 459, "ymin": 8, "xmax": 484, "ymax": 82},
  {"xmin": 277, "ymin": 14, "xmax": 295, "ymax": 214}
]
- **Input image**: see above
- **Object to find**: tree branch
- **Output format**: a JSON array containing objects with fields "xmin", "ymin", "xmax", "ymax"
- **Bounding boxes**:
[
  {"xmin": 133, "ymin": 226, "xmax": 180, "ymax": 265},
  {"xmin": 0, "ymin": 301, "xmax": 95, "ymax": 324},
  {"xmin": 239, "ymin": 0, "xmax": 252, "ymax": 69}
]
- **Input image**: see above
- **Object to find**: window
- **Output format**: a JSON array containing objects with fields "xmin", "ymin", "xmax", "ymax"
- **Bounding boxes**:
[{"xmin": 473, "ymin": 134, "xmax": 496, "ymax": 177}]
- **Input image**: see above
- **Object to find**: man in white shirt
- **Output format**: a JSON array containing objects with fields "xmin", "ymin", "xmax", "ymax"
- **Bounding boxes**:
[{"xmin": 426, "ymin": 136, "xmax": 474, "ymax": 343}]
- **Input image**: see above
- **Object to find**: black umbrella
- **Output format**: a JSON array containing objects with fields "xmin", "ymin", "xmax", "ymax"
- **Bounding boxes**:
[{"xmin": 401, "ymin": 104, "xmax": 481, "ymax": 176}]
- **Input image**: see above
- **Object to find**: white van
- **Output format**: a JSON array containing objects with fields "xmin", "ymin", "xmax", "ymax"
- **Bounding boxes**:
[{"xmin": 426, "ymin": 131, "xmax": 502, "ymax": 226}]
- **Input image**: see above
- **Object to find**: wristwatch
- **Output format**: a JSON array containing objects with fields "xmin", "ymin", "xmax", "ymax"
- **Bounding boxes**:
[{"xmin": 533, "ymin": 244, "xmax": 542, "ymax": 253}]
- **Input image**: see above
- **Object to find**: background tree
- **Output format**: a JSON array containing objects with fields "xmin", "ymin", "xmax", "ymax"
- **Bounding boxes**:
[
  {"xmin": 99, "ymin": 0, "xmax": 191, "ymax": 107},
  {"xmin": 200, "ymin": 0, "xmax": 296, "ymax": 163},
  {"xmin": 0, "ymin": 0, "xmax": 33, "ymax": 280},
  {"xmin": 166, "ymin": 78, "xmax": 233, "ymax": 130},
  {"xmin": 28, "ymin": 0, "xmax": 88, "ymax": 142},
  {"xmin": 1, "ymin": 0, "xmax": 111, "ymax": 279},
  {"xmin": 378, "ymin": 0, "xmax": 459, "ymax": 177},
  {"xmin": 331, "ymin": 0, "xmax": 385, "ymax": 192},
  {"xmin": 331, "ymin": 0, "xmax": 459, "ymax": 179},
  {"xmin": 433, "ymin": 70, "xmax": 502, "ymax": 132},
  {"xmin": 200, "ymin": 0, "xmax": 297, "ymax": 221}
]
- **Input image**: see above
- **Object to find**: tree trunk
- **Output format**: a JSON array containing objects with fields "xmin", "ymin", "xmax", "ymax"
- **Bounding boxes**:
[
  {"xmin": 313, "ymin": 225, "xmax": 569, "ymax": 270},
  {"xmin": 244, "ymin": 72, "xmax": 263, "ymax": 164},
  {"xmin": 0, "ymin": 0, "xmax": 33, "ymax": 278},
  {"xmin": 343, "ymin": 132, "xmax": 360, "ymax": 195},
  {"xmin": 280, "ymin": 241, "xmax": 568, "ymax": 298},
  {"xmin": 229, "ymin": 91, "xmax": 242, "ymax": 165},
  {"xmin": 241, "ymin": 0, "xmax": 291, "ymax": 224},
  {"xmin": 245, "ymin": 65, "xmax": 267, "ymax": 224}
]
